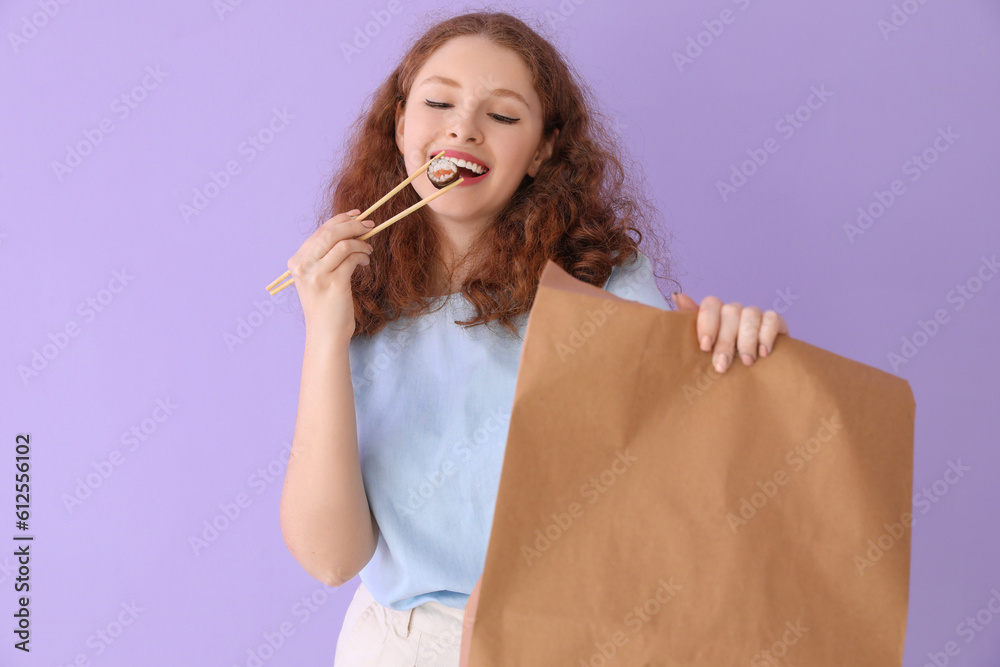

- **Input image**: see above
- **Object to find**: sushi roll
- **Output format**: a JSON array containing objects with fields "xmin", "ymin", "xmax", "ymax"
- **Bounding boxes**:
[{"xmin": 427, "ymin": 157, "xmax": 460, "ymax": 188}]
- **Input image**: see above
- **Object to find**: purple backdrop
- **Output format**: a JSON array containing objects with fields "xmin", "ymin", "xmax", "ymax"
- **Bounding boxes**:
[{"xmin": 3, "ymin": 0, "xmax": 999, "ymax": 664}]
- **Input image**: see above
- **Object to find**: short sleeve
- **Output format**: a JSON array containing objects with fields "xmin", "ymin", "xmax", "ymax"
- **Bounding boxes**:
[{"xmin": 602, "ymin": 250, "xmax": 672, "ymax": 311}]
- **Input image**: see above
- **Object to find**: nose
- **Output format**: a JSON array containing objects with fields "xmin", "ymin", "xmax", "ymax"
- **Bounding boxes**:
[{"xmin": 445, "ymin": 99, "xmax": 483, "ymax": 143}]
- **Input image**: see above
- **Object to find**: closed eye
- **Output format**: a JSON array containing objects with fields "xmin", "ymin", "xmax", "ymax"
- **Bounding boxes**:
[{"xmin": 424, "ymin": 99, "xmax": 520, "ymax": 124}]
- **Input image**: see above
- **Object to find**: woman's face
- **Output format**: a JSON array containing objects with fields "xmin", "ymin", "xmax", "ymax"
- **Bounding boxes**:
[{"xmin": 395, "ymin": 35, "xmax": 556, "ymax": 235}]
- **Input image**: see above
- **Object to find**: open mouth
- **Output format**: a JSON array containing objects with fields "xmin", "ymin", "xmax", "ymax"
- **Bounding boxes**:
[
  {"xmin": 428, "ymin": 152, "xmax": 491, "ymax": 179},
  {"xmin": 456, "ymin": 163, "xmax": 488, "ymax": 178}
]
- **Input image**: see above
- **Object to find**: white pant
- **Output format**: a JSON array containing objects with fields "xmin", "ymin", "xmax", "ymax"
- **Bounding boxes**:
[{"xmin": 333, "ymin": 581, "xmax": 466, "ymax": 666}]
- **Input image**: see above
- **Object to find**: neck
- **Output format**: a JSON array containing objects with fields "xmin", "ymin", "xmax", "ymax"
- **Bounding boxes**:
[
  {"xmin": 427, "ymin": 213, "xmax": 490, "ymax": 296},
  {"xmin": 428, "ymin": 257, "xmax": 466, "ymax": 297}
]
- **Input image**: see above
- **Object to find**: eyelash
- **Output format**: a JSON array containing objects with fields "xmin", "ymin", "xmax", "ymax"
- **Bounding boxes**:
[{"xmin": 423, "ymin": 100, "xmax": 520, "ymax": 124}]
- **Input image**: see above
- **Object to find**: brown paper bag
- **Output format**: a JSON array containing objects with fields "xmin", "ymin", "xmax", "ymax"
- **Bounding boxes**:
[{"xmin": 462, "ymin": 259, "xmax": 915, "ymax": 666}]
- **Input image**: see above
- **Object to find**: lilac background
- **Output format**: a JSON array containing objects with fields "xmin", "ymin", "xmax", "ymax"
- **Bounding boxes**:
[{"xmin": 2, "ymin": 0, "xmax": 999, "ymax": 664}]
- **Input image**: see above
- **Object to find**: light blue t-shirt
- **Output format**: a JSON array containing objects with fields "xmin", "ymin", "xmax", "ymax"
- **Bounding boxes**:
[{"xmin": 348, "ymin": 251, "xmax": 671, "ymax": 610}]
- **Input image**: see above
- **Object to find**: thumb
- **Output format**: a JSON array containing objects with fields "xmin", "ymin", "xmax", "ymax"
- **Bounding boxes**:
[{"xmin": 671, "ymin": 292, "xmax": 699, "ymax": 311}]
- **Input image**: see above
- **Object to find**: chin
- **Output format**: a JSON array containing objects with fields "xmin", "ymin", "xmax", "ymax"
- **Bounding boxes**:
[{"xmin": 428, "ymin": 202, "xmax": 489, "ymax": 222}]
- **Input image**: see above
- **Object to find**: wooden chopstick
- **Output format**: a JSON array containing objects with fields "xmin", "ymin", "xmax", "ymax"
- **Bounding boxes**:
[
  {"xmin": 357, "ymin": 176, "xmax": 462, "ymax": 241},
  {"xmin": 266, "ymin": 151, "xmax": 459, "ymax": 295},
  {"xmin": 267, "ymin": 176, "xmax": 463, "ymax": 295},
  {"xmin": 354, "ymin": 150, "xmax": 447, "ymax": 225}
]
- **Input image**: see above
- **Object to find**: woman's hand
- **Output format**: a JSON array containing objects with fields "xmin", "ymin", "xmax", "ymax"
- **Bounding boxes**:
[
  {"xmin": 671, "ymin": 293, "xmax": 789, "ymax": 373},
  {"xmin": 286, "ymin": 209, "xmax": 375, "ymax": 345}
]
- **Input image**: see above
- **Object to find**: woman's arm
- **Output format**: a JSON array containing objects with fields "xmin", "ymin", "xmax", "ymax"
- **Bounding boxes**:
[{"xmin": 279, "ymin": 335, "xmax": 378, "ymax": 587}]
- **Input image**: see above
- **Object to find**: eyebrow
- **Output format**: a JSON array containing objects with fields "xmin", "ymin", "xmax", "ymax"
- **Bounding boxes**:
[{"xmin": 417, "ymin": 75, "xmax": 530, "ymax": 109}]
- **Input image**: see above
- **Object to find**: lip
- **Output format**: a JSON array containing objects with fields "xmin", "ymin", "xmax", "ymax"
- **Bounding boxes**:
[{"xmin": 428, "ymin": 149, "xmax": 491, "ymax": 186}]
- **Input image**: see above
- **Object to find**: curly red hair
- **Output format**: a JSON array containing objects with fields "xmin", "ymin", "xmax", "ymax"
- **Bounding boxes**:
[{"xmin": 316, "ymin": 10, "xmax": 679, "ymax": 339}]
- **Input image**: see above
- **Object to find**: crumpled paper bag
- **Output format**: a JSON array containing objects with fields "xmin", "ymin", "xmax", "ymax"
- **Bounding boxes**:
[{"xmin": 460, "ymin": 259, "xmax": 915, "ymax": 666}]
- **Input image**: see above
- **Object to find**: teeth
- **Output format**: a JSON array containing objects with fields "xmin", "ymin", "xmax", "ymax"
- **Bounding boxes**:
[{"xmin": 443, "ymin": 156, "xmax": 486, "ymax": 174}]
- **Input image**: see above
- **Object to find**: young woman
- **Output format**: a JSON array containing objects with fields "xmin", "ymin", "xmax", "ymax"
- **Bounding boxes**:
[{"xmin": 278, "ymin": 11, "xmax": 788, "ymax": 666}]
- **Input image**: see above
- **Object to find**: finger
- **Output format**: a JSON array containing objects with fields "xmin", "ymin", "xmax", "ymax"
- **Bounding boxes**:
[
  {"xmin": 711, "ymin": 301, "xmax": 742, "ymax": 373},
  {"xmin": 327, "ymin": 210, "xmax": 378, "ymax": 240},
  {"xmin": 319, "ymin": 209, "xmax": 363, "ymax": 232},
  {"xmin": 757, "ymin": 309, "xmax": 789, "ymax": 357},
  {"xmin": 696, "ymin": 296, "xmax": 722, "ymax": 352},
  {"xmin": 290, "ymin": 210, "xmax": 361, "ymax": 270},
  {"xmin": 670, "ymin": 292, "xmax": 699, "ymax": 311},
  {"xmin": 736, "ymin": 306, "xmax": 763, "ymax": 366},
  {"xmin": 331, "ymin": 245, "xmax": 373, "ymax": 284},
  {"xmin": 295, "ymin": 238, "xmax": 372, "ymax": 280},
  {"xmin": 293, "ymin": 215, "xmax": 374, "ymax": 274},
  {"xmin": 315, "ymin": 238, "xmax": 373, "ymax": 275},
  {"xmin": 310, "ymin": 210, "xmax": 368, "ymax": 250}
]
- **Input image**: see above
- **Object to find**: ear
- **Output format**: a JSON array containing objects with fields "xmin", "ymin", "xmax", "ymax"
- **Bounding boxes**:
[
  {"xmin": 527, "ymin": 127, "xmax": 559, "ymax": 178},
  {"xmin": 394, "ymin": 100, "xmax": 406, "ymax": 154}
]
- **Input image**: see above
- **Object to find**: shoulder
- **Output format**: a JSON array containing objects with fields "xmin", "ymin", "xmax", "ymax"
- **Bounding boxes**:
[{"xmin": 601, "ymin": 250, "xmax": 672, "ymax": 311}]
